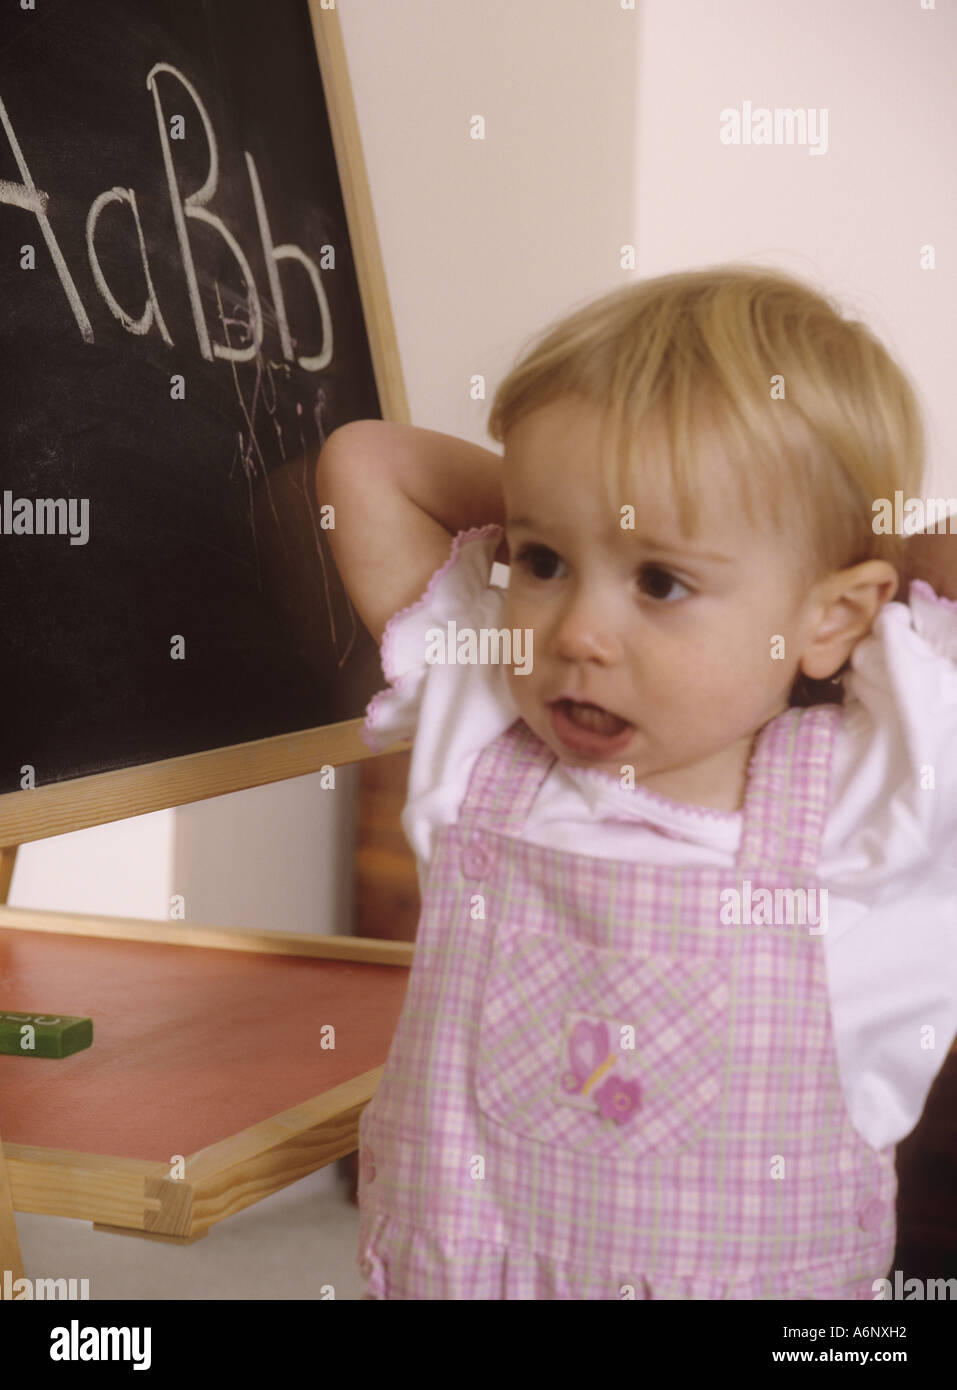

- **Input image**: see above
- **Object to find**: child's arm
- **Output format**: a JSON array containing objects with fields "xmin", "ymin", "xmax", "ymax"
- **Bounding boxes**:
[
  {"xmin": 902, "ymin": 530, "xmax": 957, "ymax": 603},
  {"xmin": 316, "ymin": 422, "xmax": 506, "ymax": 644}
]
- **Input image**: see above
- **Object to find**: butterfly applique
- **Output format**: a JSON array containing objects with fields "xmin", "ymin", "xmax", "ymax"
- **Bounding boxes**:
[{"xmin": 559, "ymin": 1018, "xmax": 642, "ymax": 1125}]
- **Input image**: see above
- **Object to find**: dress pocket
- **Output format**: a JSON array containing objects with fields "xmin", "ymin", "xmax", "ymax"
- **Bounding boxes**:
[{"xmin": 474, "ymin": 924, "xmax": 730, "ymax": 1160}]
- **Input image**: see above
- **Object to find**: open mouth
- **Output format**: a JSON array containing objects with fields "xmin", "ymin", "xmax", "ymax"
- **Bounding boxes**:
[
  {"xmin": 548, "ymin": 699, "xmax": 634, "ymax": 755},
  {"xmin": 555, "ymin": 700, "xmax": 629, "ymax": 735}
]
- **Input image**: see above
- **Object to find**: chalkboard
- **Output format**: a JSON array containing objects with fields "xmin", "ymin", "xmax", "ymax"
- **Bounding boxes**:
[{"xmin": 0, "ymin": 0, "xmax": 400, "ymax": 803}]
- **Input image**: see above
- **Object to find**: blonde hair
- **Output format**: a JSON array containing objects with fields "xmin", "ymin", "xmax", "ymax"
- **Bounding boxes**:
[{"xmin": 487, "ymin": 265, "xmax": 925, "ymax": 593}]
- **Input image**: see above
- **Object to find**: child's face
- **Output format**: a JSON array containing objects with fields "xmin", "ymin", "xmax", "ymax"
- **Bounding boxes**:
[{"xmin": 500, "ymin": 395, "xmax": 820, "ymax": 811}]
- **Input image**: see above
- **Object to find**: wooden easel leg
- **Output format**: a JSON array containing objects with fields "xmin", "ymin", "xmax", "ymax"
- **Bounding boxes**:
[
  {"xmin": 0, "ymin": 845, "xmax": 18, "ymax": 905},
  {"xmin": 0, "ymin": 1130, "xmax": 25, "ymax": 1284}
]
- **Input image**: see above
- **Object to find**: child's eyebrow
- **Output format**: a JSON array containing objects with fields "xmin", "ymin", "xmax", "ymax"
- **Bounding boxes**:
[
  {"xmin": 632, "ymin": 537, "xmax": 736, "ymax": 565},
  {"xmin": 505, "ymin": 517, "xmax": 735, "ymax": 565}
]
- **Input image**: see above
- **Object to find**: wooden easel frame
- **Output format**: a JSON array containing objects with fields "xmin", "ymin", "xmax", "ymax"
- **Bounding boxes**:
[{"xmin": 0, "ymin": 0, "xmax": 412, "ymax": 1275}]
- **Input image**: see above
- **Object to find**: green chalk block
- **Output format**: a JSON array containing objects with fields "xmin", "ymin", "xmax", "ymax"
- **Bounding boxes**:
[{"xmin": 0, "ymin": 1011, "xmax": 93, "ymax": 1058}]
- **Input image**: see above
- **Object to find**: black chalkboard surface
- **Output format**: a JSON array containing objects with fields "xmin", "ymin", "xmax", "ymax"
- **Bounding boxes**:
[{"xmin": 0, "ymin": 0, "xmax": 391, "ymax": 796}]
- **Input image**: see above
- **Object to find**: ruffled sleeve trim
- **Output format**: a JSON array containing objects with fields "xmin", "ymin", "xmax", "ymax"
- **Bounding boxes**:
[
  {"xmin": 907, "ymin": 579, "xmax": 957, "ymax": 664},
  {"xmin": 360, "ymin": 523, "xmax": 505, "ymax": 752}
]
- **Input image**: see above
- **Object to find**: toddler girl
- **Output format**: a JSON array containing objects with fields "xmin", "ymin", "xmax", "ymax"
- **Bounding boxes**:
[{"xmin": 319, "ymin": 265, "xmax": 957, "ymax": 1300}]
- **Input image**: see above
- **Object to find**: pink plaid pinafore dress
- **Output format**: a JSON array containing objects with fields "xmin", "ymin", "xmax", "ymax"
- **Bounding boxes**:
[{"xmin": 357, "ymin": 705, "xmax": 897, "ymax": 1299}]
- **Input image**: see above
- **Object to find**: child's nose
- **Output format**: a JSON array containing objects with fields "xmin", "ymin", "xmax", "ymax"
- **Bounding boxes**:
[{"xmin": 553, "ymin": 595, "xmax": 623, "ymax": 664}]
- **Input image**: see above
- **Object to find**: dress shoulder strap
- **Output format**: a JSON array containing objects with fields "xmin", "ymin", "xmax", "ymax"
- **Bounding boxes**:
[{"xmin": 734, "ymin": 704, "xmax": 841, "ymax": 874}]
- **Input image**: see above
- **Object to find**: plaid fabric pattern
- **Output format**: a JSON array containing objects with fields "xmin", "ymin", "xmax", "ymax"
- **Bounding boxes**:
[{"xmin": 357, "ymin": 706, "xmax": 897, "ymax": 1299}]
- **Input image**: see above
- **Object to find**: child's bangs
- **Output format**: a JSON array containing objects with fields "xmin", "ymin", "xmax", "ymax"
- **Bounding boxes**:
[
  {"xmin": 488, "ymin": 266, "xmax": 926, "ymax": 586},
  {"xmin": 594, "ymin": 381, "xmax": 794, "ymax": 546}
]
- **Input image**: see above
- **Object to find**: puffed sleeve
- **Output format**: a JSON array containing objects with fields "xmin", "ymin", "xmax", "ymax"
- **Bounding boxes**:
[
  {"xmin": 359, "ymin": 523, "xmax": 508, "ymax": 753},
  {"xmin": 359, "ymin": 523, "xmax": 517, "ymax": 894},
  {"xmin": 822, "ymin": 578, "xmax": 957, "ymax": 1149},
  {"xmin": 832, "ymin": 580, "xmax": 957, "ymax": 883},
  {"xmin": 908, "ymin": 579, "xmax": 957, "ymax": 664},
  {"xmin": 907, "ymin": 579, "xmax": 957, "ymax": 850}
]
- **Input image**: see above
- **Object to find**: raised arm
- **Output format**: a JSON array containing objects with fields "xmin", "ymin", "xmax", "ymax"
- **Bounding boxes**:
[{"xmin": 316, "ymin": 421, "xmax": 506, "ymax": 645}]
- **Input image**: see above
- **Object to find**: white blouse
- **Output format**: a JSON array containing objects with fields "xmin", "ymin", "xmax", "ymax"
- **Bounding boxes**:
[{"xmin": 362, "ymin": 524, "xmax": 957, "ymax": 1152}]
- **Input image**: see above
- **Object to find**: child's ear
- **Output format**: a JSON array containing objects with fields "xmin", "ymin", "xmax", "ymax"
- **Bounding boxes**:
[{"xmin": 799, "ymin": 560, "xmax": 898, "ymax": 680}]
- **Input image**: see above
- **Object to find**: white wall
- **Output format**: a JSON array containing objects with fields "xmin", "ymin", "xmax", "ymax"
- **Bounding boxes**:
[
  {"xmin": 9, "ymin": 767, "xmax": 357, "ymax": 936},
  {"xmin": 10, "ymin": 0, "xmax": 954, "ymax": 928},
  {"xmin": 169, "ymin": 770, "xmax": 356, "ymax": 936},
  {"xmin": 10, "ymin": 808, "xmax": 177, "ymax": 921},
  {"xmin": 635, "ymin": 0, "xmax": 956, "ymax": 493}
]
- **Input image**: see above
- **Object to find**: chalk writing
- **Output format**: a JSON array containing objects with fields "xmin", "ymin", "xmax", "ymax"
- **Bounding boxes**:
[{"xmin": 0, "ymin": 62, "xmax": 332, "ymax": 369}]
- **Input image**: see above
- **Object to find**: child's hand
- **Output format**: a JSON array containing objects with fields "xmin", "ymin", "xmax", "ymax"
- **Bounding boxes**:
[{"xmin": 903, "ymin": 530, "xmax": 957, "ymax": 603}]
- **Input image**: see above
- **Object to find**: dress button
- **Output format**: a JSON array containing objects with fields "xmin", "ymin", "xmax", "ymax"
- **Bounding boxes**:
[
  {"xmin": 857, "ymin": 1198, "xmax": 886, "ymax": 1233},
  {"xmin": 461, "ymin": 835, "xmax": 495, "ymax": 879}
]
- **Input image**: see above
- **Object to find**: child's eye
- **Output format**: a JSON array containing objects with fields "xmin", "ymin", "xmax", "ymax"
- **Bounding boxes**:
[
  {"xmin": 638, "ymin": 565, "xmax": 692, "ymax": 602},
  {"xmin": 512, "ymin": 548, "xmax": 691, "ymax": 600},
  {"xmin": 514, "ymin": 543, "xmax": 564, "ymax": 580}
]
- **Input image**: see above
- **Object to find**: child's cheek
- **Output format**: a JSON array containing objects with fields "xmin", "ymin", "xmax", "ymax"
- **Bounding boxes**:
[{"xmin": 503, "ymin": 594, "xmax": 538, "ymax": 650}]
